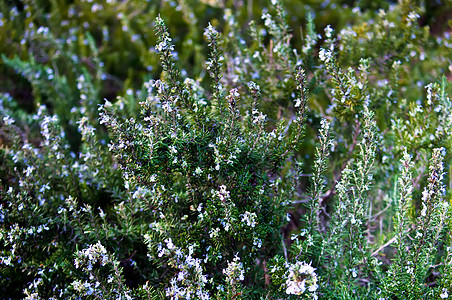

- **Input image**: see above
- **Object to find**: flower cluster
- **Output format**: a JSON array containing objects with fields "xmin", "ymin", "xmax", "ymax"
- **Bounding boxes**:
[
  {"xmin": 223, "ymin": 254, "xmax": 245, "ymax": 285},
  {"xmin": 152, "ymin": 238, "xmax": 210, "ymax": 300},
  {"xmin": 74, "ymin": 241, "xmax": 110, "ymax": 270},
  {"xmin": 72, "ymin": 242, "xmax": 133, "ymax": 299},
  {"xmin": 285, "ymin": 261, "xmax": 318, "ymax": 297},
  {"xmin": 240, "ymin": 211, "xmax": 257, "ymax": 228}
]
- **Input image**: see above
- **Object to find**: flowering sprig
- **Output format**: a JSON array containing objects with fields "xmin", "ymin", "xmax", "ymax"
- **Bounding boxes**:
[
  {"xmin": 325, "ymin": 105, "xmax": 377, "ymax": 284},
  {"xmin": 204, "ymin": 22, "xmax": 225, "ymax": 115},
  {"xmin": 102, "ymin": 15, "xmax": 310, "ymax": 297},
  {"xmin": 302, "ymin": 12, "xmax": 318, "ymax": 55},
  {"xmin": 382, "ymin": 150, "xmax": 415, "ymax": 295},
  {"xmin": 262, "ymin": 0, "xmax": 292, "ymax": 65},
  {"xmin": 383, "ymin": 147, "xmax": 448, "ymax": 298},
  {"xmin": 412, "ymin": 147, "xmax": 448, "ymax": 268},
  {"xmin": 320, "ymin": 46, "xmax": 368, "ymax": 119},
  {"xmin": 308, "ymin": 118, "xmax": 333, "ymax": 233},
  {"xmin": 395, "ymin": 150, "xmax": 415, "ymax": 242},
  {"xmin": 285, "ymin": 67, "xmax": 309, "ymax": 154},
  {"xmin": 437, "ymin": 244, "xmax": 452, "ymax": 299},
  {"xmin": 154, "ymin": 16, "xmax": 190, "ymax": 112}
]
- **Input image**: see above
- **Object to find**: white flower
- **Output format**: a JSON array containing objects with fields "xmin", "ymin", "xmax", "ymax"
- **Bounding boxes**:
[
  {"xmin": 420, "ymin": 202, "xmax": 427, "ymax": 217},
  {"xmin": 320, "ymin": 118, "xmax": 330, "ymax": 133},
  {"xmin": 324, "ymin": 25, "xmax": 333, "ymax": 38},
  {"xmin": 425, "ymin": 83, "xmax": 434, "ymax": 105},
  {"xmin": 209, "ymin": 228, "xmax": 220, "ymax": 238},
  {"xmin": 248, "ymin": 81, "xmax": 260, "ymax": 93},
  {"xmin": 24, "ymin": 166, "xmax": 34, "ymax": 177},
  {"xmin": 2, "ymin": 256, "xmax": 12, "ymax": 266},
  {"xmin": 77, "ymin": 117, "xmax": 96, "ymax": 137},
  {"xmin": 195, "ymin": 167, "xmax": 202, "ymax": 175},
  {"xmin": 440, "ymin": 288, "xmax": 449, "ymax": 299},
  {"xmin": 162, "ymin": 102, "xmax": 173, "ymax": 113},
  {"xmin": 2, "ymin": 115, "xmax": 14, "ymax": 125},
  {"xmin": 39, "ymin": 183, "xmax": 50, "ymax": 193},
  {"xmin": 165, "ymin": 238, "xmax": 175, "ymax": 250},
  {"xmin": 75, "ymin": 242, "xmax": 110, "ymax": 269},
  {"xmin": 285, "ymin": 261, "xmax": 318, "ymax": 295},
  {"xmin": 406, "ymin": 266, "xmax": 414, "ymax": 274},
  {"xmin": 261, "ymin": 13, "xmax": 276, "ymax": 31},
  {"xmin": 155, "ymin": 39, "xmax": 174, "ymax": 52},
  {"xmin": 294, "ymin": 98, "xmax": 302, "ymax": 108},
  {"xmin": 407, "ymin": 12, "xmax": 420, "ymax": 21},
  {"xmin": 169, "ymin": 145, "xmax": 177, "ymax": 154}
]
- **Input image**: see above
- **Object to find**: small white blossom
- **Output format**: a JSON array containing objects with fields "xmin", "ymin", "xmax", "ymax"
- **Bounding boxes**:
[
  {"xmin": 150, "ymin": 174, "xmax": 157, "ymax": 182},
  {"xmin": 155, "ymin": 39, "xmax": 174, "ymax": 52},
  {"xmin": 162, "ymin": 102, "xmax": 173, "ymax": 113},
  {"xmin": 324, "ymin": 25, "xmax": 333, "ymax": 38},
  {"xmin": 195, "ymin": 167, "xmax": 202, "ymax": 175},
  {"xmin": 169, "ymin": 145, "xmax": 177, "ymax": 154},
  {"xmin": 294, "ymin": 98, "xmax": 303, "ymax": 108},
  {"xmin": 253, "ymin": 237, "xmax": 262, "ymax": 248},
  {"xmin": 440, "ymin": 288, "xmax": 449, "ymax": 299},
  {"xmin": 24, "ymin": 166, "xmax": 34, "ymax": 177},
  {"xmin": 407, "ymin": 12, "xmax": 420, "ymax": 21},
  {"xmin": 39, "ymin": 183, "xmax": 50, "ymax": 193},
  {"xmin": 74, "ymin": 241, "xmax": 110, "ymax": 270},
  {"xmin": 165, "ymin": 238, "xmax": 175, "ymax": 250},
  {"xmin": 3, "ymin": 115, "xmax": 14, "ymax": 125},
  {"xmin": 98, "ymin": 208, "xmax": 106, "ymax": 219},
  {"xmin": 261, "ymin": 12, "xmax": 277, "ymax": 32},
  {"xmin": 209, "ymin": 228, "xmax": 220, "ymax": 238}
]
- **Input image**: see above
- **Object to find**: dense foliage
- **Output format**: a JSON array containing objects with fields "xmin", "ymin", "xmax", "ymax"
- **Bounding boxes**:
[{"xmin": 1, "ymin": 0, "xmax": 452, "ymax": 299}]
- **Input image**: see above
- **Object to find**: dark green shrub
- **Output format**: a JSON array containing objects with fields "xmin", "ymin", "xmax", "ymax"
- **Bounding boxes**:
[{"xmin": 1, "ymin": 0, "xmax": 451, "ymax": 299}]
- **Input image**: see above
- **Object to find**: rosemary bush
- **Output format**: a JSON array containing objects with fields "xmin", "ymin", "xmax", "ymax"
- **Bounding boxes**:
[{"xmin": 1, "ymin": 0, "xmax": 452, "ymax": 299}]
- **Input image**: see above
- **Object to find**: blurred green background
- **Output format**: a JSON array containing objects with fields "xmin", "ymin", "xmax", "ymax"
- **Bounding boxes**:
[{"xmin": 1, "ymin": 0, "xmax": 450, "ymax": 114}]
